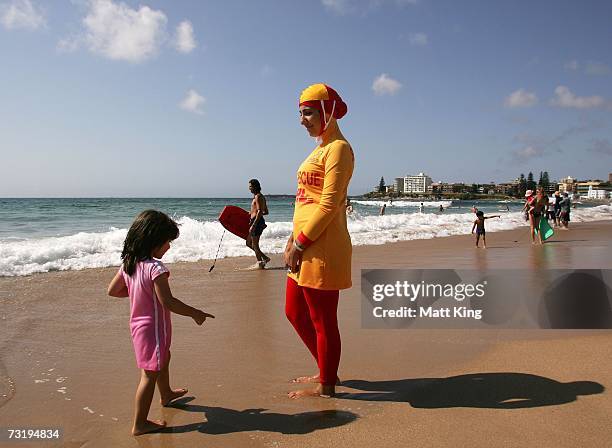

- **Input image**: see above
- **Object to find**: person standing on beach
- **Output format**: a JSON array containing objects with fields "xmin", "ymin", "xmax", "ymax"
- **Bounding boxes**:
[
  {"xmin": 284, "ymin": 83, "xmax": 354, "ymax": 398},
  {"xmin": 553, "ymin": 191, "xmax": 562, "ymax": 227},
  {"xmin": 525, "ymin": 188, "xmax": 548, "ymax": 244},
  {"xmin": 546, "ymin": 198, "xmax": 555, "ymax": 223},
  {"xmin": 246, "ymin": 179, "xmax": 270, "ymax": 269},
  {"xmin": 107, "ymin": 210, "xmax": 214, "ymax": 435},
  {"xmin": 471, "ymin": 210, "xmax": 500, "ymax": 248},
  {"xmin": 559, "ymin": 192, "xmax": 571, "ymax": 229},
  {"xmin": 522, "ymin": 190, "xmax": 539, "ymax": 244}
]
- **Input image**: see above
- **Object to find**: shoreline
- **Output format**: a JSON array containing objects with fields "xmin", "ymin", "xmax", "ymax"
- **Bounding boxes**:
[{"xmin": 2, "ymin": 219, "xmax": 612, "ymax": 280}]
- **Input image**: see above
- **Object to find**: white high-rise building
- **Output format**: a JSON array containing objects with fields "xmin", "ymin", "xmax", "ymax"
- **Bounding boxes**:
[
  {"xmin": 403, "ymin": 173, "xmax": 433, "ymax": 194},
  {"xmin": 586, "ymin": 185, "xmax": 609, "ymax": 199}
]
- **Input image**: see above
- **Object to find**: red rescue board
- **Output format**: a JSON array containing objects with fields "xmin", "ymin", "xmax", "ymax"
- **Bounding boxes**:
[{"xmin": 219, "ymin": 206, "xmax": 251, "ymax": 240}]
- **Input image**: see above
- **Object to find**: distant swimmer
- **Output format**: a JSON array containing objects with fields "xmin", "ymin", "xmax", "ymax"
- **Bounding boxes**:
[
  {"xmin": 419, "ymin": 202, "xmax": 424, "ymax": 214},
  {"xmin": 380, "ymin": 203, "xmax": 386, "ymax": 216},
  {"xmin": 247, "ymin": 179, "xmax": 270, "ymax": 269},
  {"xmin": 439, "ymin": 204, "xmax": 444, "ymax": 212},
  {"xmin": 346, "ymin": 198, "xmax": 353, "ymax": 215},
  {"xmin": 472, "ymin": 210, "xmax": 500, "ymax": 249}
]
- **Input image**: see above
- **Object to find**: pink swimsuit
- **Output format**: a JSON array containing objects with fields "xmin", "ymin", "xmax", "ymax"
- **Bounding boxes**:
[{"xmin": 121, "ymin": 260, "xmax": 172, "ymax": 371}]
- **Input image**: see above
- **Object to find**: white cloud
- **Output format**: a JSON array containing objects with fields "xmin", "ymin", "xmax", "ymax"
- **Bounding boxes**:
[
  {"xmin": 56, "ymin": 36, "xmax": 80, "ymax": 53},
  {"xmin": 504, "ymin": 89, "xmax": 538, "ymax": 108},
  {"xmin": 60, "ymin": 0, "xmax": 168, "ymax": 63},
  {"xmin": 174, "ymin": 20, "xmax": 196, "ymax": 54},
  {"xmin": 372, "ymin": 73, "xmax": 402, "ymax": 96},
  {"xmin": 564, "ymin": 60, "xmax": 579, "ymax": 71},
  {"xmin": 180, "ymin": 89, "xmax": 205, "ymax": 115},
  {"xmin": 511, "ymin": 145, "xmax": 545, "ymax": 163},
  {"xmin": 564, "ymin": 60, "xmax": 611, "ymax": 76},
  {"xmin": 0, "ymin": 0, "xmax": 45, "ymax": 30},
  {"xmin": 585, "ymin": 61, "xmax": 611, "ymax": 76},
  {"xmin": 321, "ymin": 0, "xmax": 351, "ymax": 14},
  {"xmin": 408, "ymin": 32, "xmax": 428, "ymax": 46},
  {"xmin": 550, "ymin": 86, "xmax": 605, "ymax": 109},
  {"xmin": 321, "ymin": 0, "xmax": 417, "ymax": 15}
]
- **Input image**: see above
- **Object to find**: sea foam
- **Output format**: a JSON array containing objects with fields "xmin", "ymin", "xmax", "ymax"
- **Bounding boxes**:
[{"xmin": 1, "ymin": 205, "xmax": 611, "ymax": 276}]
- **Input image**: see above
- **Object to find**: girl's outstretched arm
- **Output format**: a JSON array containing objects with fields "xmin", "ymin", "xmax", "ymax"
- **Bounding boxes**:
[
  {"xmin": 154, "ymin": 274, "xmax": 214, "ymax": 324},
  {"xmin": 107, "ymin": 270, "xmax": 129, "ymax": 297}
]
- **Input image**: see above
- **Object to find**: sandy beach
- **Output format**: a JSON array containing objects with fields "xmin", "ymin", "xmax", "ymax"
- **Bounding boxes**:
[{"xmin": 1, "ymin": 220, "xmax": 611, "ymax": 447}]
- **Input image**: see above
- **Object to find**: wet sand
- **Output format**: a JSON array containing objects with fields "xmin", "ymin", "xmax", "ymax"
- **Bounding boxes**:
[{"xmin": 1, "ymin": 220, "xmax": 611, "ymax": 447}]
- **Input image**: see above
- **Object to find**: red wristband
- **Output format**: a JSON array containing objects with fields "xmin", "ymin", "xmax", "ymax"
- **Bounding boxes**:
[{"xmin": 296, "ymin": 232, "xmax": 313, "ymax": 248}]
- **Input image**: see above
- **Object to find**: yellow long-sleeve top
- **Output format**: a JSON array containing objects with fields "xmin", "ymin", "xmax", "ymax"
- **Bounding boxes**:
[{"xmin": 288, "ymin": 130, "xmax": 355, "ymax": 290}]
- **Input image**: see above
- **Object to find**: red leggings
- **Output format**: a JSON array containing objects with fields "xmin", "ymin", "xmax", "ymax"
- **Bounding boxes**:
[{"xmin": 285, "ymin": 277, "xmax": 340, "ymax": 386}]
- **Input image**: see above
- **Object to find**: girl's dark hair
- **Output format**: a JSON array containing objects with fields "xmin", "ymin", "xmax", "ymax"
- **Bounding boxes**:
[
  {"xmin": 121, "ymin": 210, "xmax": 179, "ymax": 276},
  {"xmin": 249, "ymin": 179, "xmax": 261, "ymax": 193},
  {"xmin": 476, "ymin": 211, "xmax": 484, "ymax": 217}
]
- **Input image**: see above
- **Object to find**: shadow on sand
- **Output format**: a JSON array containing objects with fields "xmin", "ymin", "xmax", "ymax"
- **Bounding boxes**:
[
  {"xmin": 339, "ymin": 372, "xmax": 604, "ymax": 409},
  {"xmin": 155, "ymin": 399, "xmax": 357, "ymax": 435}
]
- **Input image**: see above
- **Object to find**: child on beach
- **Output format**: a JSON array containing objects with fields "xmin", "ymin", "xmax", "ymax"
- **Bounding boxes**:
[
  {"xmin": 107, "ymin": 210, "xmax": 214, "ymax": 436},
  {"xmin": 471, "ymin": 211, "xmax": 500, "ymax": 248}
]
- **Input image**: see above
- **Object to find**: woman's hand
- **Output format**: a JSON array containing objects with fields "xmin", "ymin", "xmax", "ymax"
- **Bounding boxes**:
[
  {"xmin": 284, "ymin": 235, "xmax": 294, "ymax": 265},
  {"xmin": 285, "ymin": 244, "xmax": 303, "ymax": 273}
]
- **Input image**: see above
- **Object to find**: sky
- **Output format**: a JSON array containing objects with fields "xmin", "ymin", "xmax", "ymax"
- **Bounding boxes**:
[{"xmin": 1, "ymin": 0, "xmax": 611, "ymax": 197}]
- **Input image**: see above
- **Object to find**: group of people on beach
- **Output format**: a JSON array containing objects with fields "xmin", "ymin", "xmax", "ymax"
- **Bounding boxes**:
[
  {"xmin": 522, "ymin": 188, "xmax": 572, "ymax": 245},
  {"xmin": 470, "ymin": 187, "xmax": 573, "ymax": 248},
  {"xmin": 107, "ymin": 84, "xmax": 354, "ymax": 435}
]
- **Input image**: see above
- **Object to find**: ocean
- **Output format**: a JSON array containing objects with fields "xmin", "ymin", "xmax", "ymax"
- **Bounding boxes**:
[{"xmin": 1, "ymin": 197, "xmax": 611, "ymax": 277}]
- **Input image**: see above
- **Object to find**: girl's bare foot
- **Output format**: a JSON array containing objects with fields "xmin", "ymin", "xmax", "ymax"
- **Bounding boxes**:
[
  {"xmin": 161, "ymin": 388, "xmax": 188, "ymax": 407},
  {"xmin": 132, "ymin": 419, "xmax": 166, "ymax": 436},
  {"xmin": 288, "ymin": 384, "xmax": 335, "ymax": 399}
]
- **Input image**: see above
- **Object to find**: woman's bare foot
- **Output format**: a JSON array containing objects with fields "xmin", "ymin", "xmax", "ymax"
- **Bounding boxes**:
[
  {"xmin": 290, "ymin": 374, "xmax": 341, "ymax": 384},
  {"xmin": 132, "ymin": 419, "xmax": 166, "ymax": 436},
  {"xmin": 288, "ymin": 384, "xmax": 335, "ymax": 399},
  {"xmin": 290, "ymin": 373, "xmax": 320, "ymax": 383},
  {"xmin": 160, "ymin": 388, "xmax": 188, "ymax": 407}
]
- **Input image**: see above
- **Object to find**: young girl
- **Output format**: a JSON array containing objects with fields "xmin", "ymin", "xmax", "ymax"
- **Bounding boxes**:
[
  {"xmin": 471, "ymin": 211, "xmax": 500, "ymax": 248},
  {"xmin": 107, "ymin": 210, "xmax": 214, "ymax": 436}
]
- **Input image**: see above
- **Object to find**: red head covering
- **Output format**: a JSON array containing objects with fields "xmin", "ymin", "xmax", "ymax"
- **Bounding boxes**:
[{"xmin": 299, "ymin": 84, "xmax": 348, "ymax": 136}]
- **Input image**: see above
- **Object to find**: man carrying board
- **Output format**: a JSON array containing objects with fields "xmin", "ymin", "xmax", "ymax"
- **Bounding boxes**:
[{"xmin": 247, "ymin": 179, "xmax": 270, "ymax": 269}]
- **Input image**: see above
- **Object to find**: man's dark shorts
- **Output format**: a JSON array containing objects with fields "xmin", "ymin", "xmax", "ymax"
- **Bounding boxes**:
[{"xmin": 249, "ymin": 216, "xmax": 267, "ymax": 237}]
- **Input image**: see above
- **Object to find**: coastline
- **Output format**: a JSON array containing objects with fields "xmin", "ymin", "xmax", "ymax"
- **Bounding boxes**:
[{"xmin": 1, "ymin": 220, "xmax": 611, "ymax": 447}]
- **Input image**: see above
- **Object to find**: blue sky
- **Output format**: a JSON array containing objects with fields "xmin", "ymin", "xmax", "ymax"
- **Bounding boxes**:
[{"xmin": 1, "ymin": 0, "xmax": 611, "ymax": 197}]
